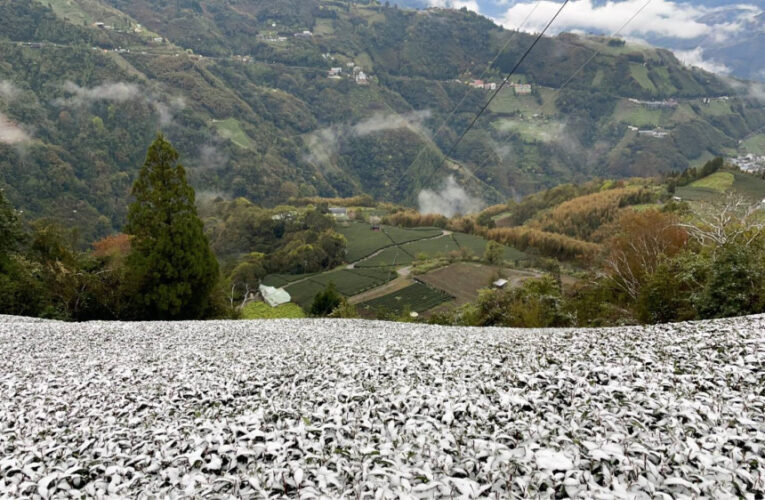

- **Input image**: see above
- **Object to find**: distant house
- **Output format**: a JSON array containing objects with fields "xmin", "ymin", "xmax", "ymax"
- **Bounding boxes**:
[
  {"xmin": 355, "ymin": 71, "xmax": 369, "ymax": 85},
  {"xmin": 294, "ymin": 31, "xmax": 313, "ymax": 38},
  {"xmin": 329, "ymin": 207, "xmax": 348, "ymax": 219},
  {"xmin": 259, "ymin": 285, "xmax": 291, "ymax": 308},
  {"xmin": 471, "ymin": 79, "xmax": 484, "ymax": 89},
  {"xmin": 513, "ymin": 83, "xmax": 532, "ymax": 95},
  {"xmin": 485, "ymin": 82, "xmax": 497, "ymax": 91}
]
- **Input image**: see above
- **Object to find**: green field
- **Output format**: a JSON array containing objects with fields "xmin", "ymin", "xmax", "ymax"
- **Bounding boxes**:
[
  {"xmin": 741, "ymin": 134, "xmax": 765, "ymax": 155},
  {"xmin": 677, "ymin": 170, "xmax": 765, "ymax": 202},
  {"xmin": 629, "ymin": 63, "xmax": 657, "ymax": 94},
  {"xmin": 356, "ymin": 246, "xmax": 414, "ymax": 268},
  {"xmin": 212, "ymin": 118, "xmax": 254, "ymax": 150},
  {"xmin": 282, "ymin": 267, "xmax": 395, "ymax": 308},
  {"xmin": 336, "ymin": 222, "xmax": 443, "ymax": 262},
  {"xmin": 452, "ymin": 232, "xmax": 527, "ymax": 261},
  {"xmin": 613, "ymin": 101, "xmax": 665, "ymax": 127},
  {"xmin": 335, "ymin": 222, "xmax": 393, "ymax": 262},
  {"xmin": 242, "ymin": 302, "xmax": 305, "ymax": 319},
  {"xmin": 690, "ymin": 172, "xmax": 735, "ymax": 192},
  {"xmin": 359, "ymin": 282, "xmax": 452, "ymax": 316},
  {"xmin": 383, "ymin": 225, "xmax": 442, "ymax": 244},
  {"xmin": 402, "ymin": 235, "xmax": 460, "ymax": 256}
]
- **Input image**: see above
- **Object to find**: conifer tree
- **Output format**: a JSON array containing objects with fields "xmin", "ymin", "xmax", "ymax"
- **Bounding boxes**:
[{"xmin": 125, "ymin": 134, "xmax": 219, "ymax": 319}]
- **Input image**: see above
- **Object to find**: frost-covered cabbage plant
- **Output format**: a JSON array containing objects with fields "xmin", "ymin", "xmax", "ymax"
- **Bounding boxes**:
[{"xmin": 0, "ymin": 314, "xmax": 763, "ymax": 498}]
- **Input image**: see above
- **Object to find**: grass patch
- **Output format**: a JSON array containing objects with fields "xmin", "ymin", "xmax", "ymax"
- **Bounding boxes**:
[
  {"xmin": 359, "ymin": 282, "xmax": 452, "ymax": 315},
  {"xmin": 613, "ymin": 101, "xmax": 664, "ymax": 127},
  {"xmin": 741, "ymin": 134, "xmax": 765, "ymax": 156},
  {"xmin": 689, "ymin": 172, "xmax": 735, "ymax": 192},
  {"xmin": 211, "ymin": 118, "xmax": 254, "ymax": 150},
  {"xmin": 629, "ymin": 63, "xmax": 657, "ymax": 94},
  {"xmin": 242, "ymin": 301, "xmax": 305, "ymax": 319}
]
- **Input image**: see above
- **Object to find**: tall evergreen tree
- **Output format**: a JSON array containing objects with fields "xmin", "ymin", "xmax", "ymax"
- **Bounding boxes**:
[{"xmin": 125, "ymin": 134, "xmax": 219, "ymax": 320}]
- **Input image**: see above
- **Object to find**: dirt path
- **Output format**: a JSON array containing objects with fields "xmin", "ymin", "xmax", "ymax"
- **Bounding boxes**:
[{"xmin": 348, "ymin": 267, "xmax": 413, "ymax": 304}]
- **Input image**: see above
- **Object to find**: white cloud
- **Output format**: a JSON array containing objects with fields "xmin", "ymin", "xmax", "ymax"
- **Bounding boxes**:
[
  {"xmin": 57, "ymin": 81, "xmax": 142, "ymax": 107},
  {"xmin": 496, "ymin": 0, "xmax": 714, "ymax": 39},
  {"xmin": 305, "ymin": 111, "xmax": 433, "ymax": 169},
  {"xmin": 352, "ymin": 110, "xmax": 432, "ymax": 137},
  {"xmin": 55, "ymin": 81, "xmax": 185, "ymax": 126},
  {"xmin": 418, "ymin": 175, "xmax": 484, "ymax": 216},
  {"xmin": 0, "ymin": 113, "xmax": 30, "ymax": 145},
  {"xmin": 674, "ymin": 47, "xmax": 730, "ymax": 75}
]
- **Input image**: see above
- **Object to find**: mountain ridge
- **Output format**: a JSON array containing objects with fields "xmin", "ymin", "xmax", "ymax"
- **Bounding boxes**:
[{"xmin": 1, "ymin": 0, "xmax": 764, "ymax": 241}]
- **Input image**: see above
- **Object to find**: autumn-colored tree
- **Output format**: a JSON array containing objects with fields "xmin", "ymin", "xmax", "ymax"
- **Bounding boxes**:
[{"xmin": 603, "ymin": 209, "xmax": 688, "ymax": 301}]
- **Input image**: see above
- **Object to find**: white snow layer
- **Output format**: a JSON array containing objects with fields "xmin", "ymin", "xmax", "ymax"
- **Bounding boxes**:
[{"xmin": 0, "ymin": 315, "xmax": 763, "ymax": 498}]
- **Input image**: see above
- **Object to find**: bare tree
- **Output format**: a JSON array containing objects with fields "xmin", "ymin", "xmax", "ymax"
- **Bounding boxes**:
[{"xmin": 677, "ymin": 193, "xmax": 765, "ymax": 252}]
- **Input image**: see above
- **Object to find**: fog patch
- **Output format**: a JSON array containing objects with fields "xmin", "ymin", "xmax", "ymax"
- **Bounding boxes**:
[
  {"xmin": 0, "ymin": 113, "xmax": 31, "ymax": 145},
  {"xmin": 198, "ymin": 143, "xmax": 229, "ymax": 170},
  {"xmin": 418, "ymin": 175, "xmax": 484, "ymax": 217},
  {"xmin": 675, "ymin": 47, "xmax": 730, "ymax": 75},
  {"xmin": 352, "ymin": 110, "xmax": 432, "ymax": 137},
  {"xmin": 55, "ymin": 81, "xmax": 185, "ymax": 126},
  {"xmin": 304, "ymin": 111, "xmax": 432, "ymax": 170},
  {"xmin": 722, "ymin": 76, "xmax": 765, "ymax": 103},
  {"xmin": 0, "ymin": 81, "xmax": 21, "ymax": 101}
]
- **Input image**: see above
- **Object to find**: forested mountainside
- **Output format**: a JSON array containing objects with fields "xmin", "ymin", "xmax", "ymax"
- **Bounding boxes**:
[{"xmin": 1, "ymin": 0, "xmax": 765, "ymax": 241}]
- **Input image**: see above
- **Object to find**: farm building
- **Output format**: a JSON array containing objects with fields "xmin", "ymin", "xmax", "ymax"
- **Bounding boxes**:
[
  {"xmin": 513, "ymin": 84, "xmax": 532, "ymax": 95},
  {"xmin": 259, "ymin": 285, "xmax": 291, "ymax": 308},
  {"xmin": 329, "ymin": 207, "xmax": 348, "ymax": 219},
  {"xmin": 493, "ymin": 279, "xmax": 508, "ymax": 289}
]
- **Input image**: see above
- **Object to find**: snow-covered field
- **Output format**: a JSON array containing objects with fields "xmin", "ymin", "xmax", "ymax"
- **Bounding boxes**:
[{"xmin": 1, "ymin": 315, "xmax": 763, "ymax": 498}]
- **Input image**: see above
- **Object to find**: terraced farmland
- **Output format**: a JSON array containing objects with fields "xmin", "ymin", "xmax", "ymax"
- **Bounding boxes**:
[
  {"xmin": 358, "ymin": 282, "xmax": 453, "ymax": 315},
  {"xmin": 1, "ymin": 314, "xmax": 763, "ymax": 497}
]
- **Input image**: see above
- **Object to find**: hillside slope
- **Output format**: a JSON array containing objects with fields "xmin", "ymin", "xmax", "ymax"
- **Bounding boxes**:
[
  {"xmin": 1, "ymin": 314, "xmax": 763, "ymax": 496},
  {"xmin": 1, "ymin": 0, "xmax": 764, "ymax": 240}
]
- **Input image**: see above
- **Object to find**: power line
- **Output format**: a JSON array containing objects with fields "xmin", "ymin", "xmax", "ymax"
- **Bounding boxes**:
[
  {"xmin": 463, "ymin": 0, "xmax": 655, "ymax": 183},
  {"xmin": 403, "ymin": 0, "xmax": 545, "ymax": 173},
  {"xmin": 425, "ymin": 0, "xmax": 571, "ymax": 183},
  {"xmin": 557, "ymin": 0, "xmax": 653, "ymax": 92}
]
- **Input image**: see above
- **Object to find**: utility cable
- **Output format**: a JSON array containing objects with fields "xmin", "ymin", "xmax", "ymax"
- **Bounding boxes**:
[{"xmin": 426, "ymin": 0, "xmax": 571, "ymax": 181}]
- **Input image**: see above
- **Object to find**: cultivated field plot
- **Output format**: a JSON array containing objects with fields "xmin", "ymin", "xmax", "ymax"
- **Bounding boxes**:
[
  {"xmin": 677, "ymin": 170, "xmax": 765, "ymax": 202},
  {"xmin": 417, "ymin": 263, "xmax": 542, "ymax": 306},
  {"xmin": 335, "ymin": 222, "xmax": 392, "ymax": 262},
  {"xmin": 284, "ymin": 268, "xmax": 395, "ymax": 308},
  {"xmin": 401, "ymin": 235, "xmax": 460, "ymax": 257},
  {"xmin": 355, "ymin": 246, "xmax": 415, "ymax": 268},
  {"xmin": 358, "ymin": 282, "xmax": 453, "ymax": 315},
  {"xmin": 452, "ymin": 232, "xmax": 528, "ymax": 262},
  {"xmin": 383, "ymin": 226, "xmax": 442, "ymax": 245},
  {"xmin": 1, "ymin": 315, "xmax": 764, "ymax": 497}
]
